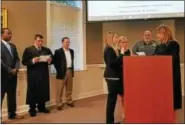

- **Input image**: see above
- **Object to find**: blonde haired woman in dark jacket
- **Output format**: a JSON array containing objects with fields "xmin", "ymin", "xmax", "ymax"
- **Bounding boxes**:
[{"xmin": 104, "ymin": 32, "xmax": 130, "ymax": 123}]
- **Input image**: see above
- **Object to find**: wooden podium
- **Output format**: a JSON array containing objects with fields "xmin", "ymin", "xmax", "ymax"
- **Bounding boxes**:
[{"xmin": 123, "ymin": 56, "xmax": 175, "ymax": 123}]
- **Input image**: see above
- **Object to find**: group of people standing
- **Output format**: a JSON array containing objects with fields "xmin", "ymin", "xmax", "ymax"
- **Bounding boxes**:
[
  {"xmin": 1, "ymin": 28, "xmax": 75, "ymax": 120},
  {"xmin": 104, "ymin": 24, "xmax": 182, "ymax": 123},
  {"xmin": 1, "ymin": 23, "xmax": 182, "ymax": 123}
]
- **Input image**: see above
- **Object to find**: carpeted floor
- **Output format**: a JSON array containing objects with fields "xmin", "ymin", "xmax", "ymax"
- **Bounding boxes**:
[{"xmin": 2, "ymin": 94, "xmax": 184, "ymax": 124}]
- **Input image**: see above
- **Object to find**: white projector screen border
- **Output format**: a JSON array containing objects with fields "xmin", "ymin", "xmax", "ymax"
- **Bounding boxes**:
[{"xmin": 86, "ymin": 1, "xmax": 184, "ymax": 22}]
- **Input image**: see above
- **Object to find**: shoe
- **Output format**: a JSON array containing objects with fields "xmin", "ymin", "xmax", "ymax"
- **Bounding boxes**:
[
  {"xmin": 29, "ymin": 110, "xmax": 37, "ymax": 117},
  {"xmin": 57, "ymin": 104, "xmax": 64, "ymax": 111},
  {"xmin": 67, "ymin": 103, "xmax": 75, "ymax": 107},
  {"xmin": 8, "ymin": 114, "xmax": 24, "ymax": 120},
  {"xmin": 38, "ymin": 108, "xmax": 50, "ymax": 113}
]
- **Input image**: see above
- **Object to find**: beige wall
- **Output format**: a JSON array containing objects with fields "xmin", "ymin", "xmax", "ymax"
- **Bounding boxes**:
[
  {"xmin": 175, "ymin": 19, "xmax": 184, "ymax": 63},
  {"xmin": 2, "ymin": 1, "xmax": 47, "ymax": 68},
  {"xmin": 86, "ymin": 23, "xmax": 103, "ymax": 64}
]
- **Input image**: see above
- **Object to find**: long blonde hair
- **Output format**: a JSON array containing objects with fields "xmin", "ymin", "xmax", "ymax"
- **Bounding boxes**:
[
  {"xmin": 156, "ymin": 24, "xmax": 175, "ymax": 43},
  {"xmin": 104, "ymin": 32, "xmax": 119, "ymax": 56}
]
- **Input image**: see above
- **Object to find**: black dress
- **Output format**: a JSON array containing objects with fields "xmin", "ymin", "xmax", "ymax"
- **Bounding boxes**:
[
  {"xmin": 155, "ymin": 40, "xmax": 182, "ymax": 110},
  {"xmin": 119, "ymin": 49, "xmax": 131, "ymax": 95}
]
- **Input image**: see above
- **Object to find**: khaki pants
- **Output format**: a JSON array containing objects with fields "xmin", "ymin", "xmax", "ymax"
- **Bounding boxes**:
[{"xmin": 56, "ymin": 69, "xmax": 73, "ymax": 106}]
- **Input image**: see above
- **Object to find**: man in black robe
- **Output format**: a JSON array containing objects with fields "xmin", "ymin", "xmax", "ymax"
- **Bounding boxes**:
[{"xmin": 22, "ymin": 34, "xmax": 53, "ymax": 117}]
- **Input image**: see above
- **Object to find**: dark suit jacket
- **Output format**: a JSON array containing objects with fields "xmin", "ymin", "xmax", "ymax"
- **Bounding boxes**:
[
  {"xmin": 104, "ymin": 45, "xmax": 130, "ymax": 79},
  {"xmin": 53, "ymin": 48, "xmax": 74, "ymax": 79},
  {"xmin": 1, "ymin": 41, "xmax": 20, "ymax": 84}
]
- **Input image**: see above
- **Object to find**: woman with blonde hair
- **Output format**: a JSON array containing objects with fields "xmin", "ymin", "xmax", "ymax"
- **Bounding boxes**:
[
  {"xmin": 155, "ymin": 24, "xmax": 182, "ymax": 110},
  {"xmin": 104, "ymin": 32, "xmax": 121, "ymax": 123},
  {"xmin": 117, "ymin": 36, "xmax": 131, "ymax": 121},
  {"xmin": 104, "ymin": 32, "xmax": 130, "ymax": 123}
]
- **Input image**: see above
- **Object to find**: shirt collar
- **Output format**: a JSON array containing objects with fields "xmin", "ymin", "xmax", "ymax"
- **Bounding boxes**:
[
  {"xmin": 63, "ymin": 47, "xmax": 69, "ymax": 51},
  {"xmin": 143, "ymin": 40, "xmax": 153, "ymax": 45},
  {"xmin": 34, "ymin": 44, "xmax": 42, "ymax": 50},
  {"xmin": 2, "ymin": 40, "xmax": 10, "ymax": 45}
]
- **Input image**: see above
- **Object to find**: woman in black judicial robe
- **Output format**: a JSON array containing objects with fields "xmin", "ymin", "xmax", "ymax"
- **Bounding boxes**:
[
  {"xmin": 155, "ymin": 24, "xmax": 182, "ymax": 110},
  {"xmin": 22, "ymin": 34, "xmax": 53, "ymax": 116}
]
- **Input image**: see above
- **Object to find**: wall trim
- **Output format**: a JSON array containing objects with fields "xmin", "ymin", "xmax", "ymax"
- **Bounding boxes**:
[
  {"xmin": 73, "ymin": 90, "xmax": 104, "ymax": 100},
  {"xmin": 19, "ymin": 63, "xmax": 184, "ymax": 71},
  {"xmin": 2, "ymin": 89, "xmax": 104, "ymax": 119},
  {"xmin": 87, "ymin": 64, "xmax": 105, "ymax": 68}
]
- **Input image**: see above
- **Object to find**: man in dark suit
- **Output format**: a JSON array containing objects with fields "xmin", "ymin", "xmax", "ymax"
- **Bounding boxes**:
[
  {"xmin": 22, "ymin": 34, "xmax": 53, "ymax": 117},
  {"xmin": 53, "ymin": 37, "xmax": 75, "ymax": 110},
  {"xmin": 1, "ymin": 28, "xmax": 24, "ymax": 120}
]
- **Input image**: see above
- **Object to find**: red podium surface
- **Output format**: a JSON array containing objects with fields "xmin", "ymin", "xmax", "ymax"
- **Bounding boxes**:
[{"xmin": 123, "ymin": 56, "xmax": 175, "ymax": 123}]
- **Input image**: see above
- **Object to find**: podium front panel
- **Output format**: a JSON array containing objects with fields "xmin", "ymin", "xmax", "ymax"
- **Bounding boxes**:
[{"xmin": 123, "ymin": 56, "xmax": 175, "ymax": 123}]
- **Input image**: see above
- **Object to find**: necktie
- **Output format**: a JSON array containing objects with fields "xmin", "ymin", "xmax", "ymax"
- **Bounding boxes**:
[
  {"xmin": 38, "ymin": 48, "xmax": 42, "ymax": 55},
  {"xmin": 6, "ymin": 43, "xmax": 13, "ymax": 57}
]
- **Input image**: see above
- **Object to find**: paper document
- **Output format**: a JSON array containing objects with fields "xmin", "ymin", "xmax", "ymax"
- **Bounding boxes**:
[
  {"xmin": 39, "ymin": 55, "xmax": 51, "ymax": 62},
  {"xmin": 136, "ymin": 52, "xmax": 146, "ymax": 56}
]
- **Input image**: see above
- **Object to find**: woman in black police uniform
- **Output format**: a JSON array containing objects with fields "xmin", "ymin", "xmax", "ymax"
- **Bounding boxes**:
[
  {"xmin": 155, "ymin": 24, "xmax": 182, "ymax": 110},
  {"xmin": 103, "ymin": 32, "xmax": 130, "ymax": 123}
]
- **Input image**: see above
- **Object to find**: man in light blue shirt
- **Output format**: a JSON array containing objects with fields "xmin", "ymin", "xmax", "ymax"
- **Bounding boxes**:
[
  {"xmin": 2, "ymin": 39, "xmax": 13, "ymax": 57},
  {"xmin": 1, "ymin": 28, "xmax": 23, "ymax": 120}
]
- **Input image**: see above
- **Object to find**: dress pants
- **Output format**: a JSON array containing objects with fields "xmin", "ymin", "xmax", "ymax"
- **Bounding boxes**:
[
  {"xmin": 105, "ymin": 79, "xmax": 122, "ymax": 124},
  {"xmin": 56, "ymin": 69, "xmax": 73, "ymax": 106},
  {"xmin": 1, "ymin": 76, "xmax": 17, "ymax": 118}
]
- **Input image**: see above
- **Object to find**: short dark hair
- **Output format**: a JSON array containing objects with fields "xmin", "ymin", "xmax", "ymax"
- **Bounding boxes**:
[
  {"xmin": 62, "ymin": 37, "xmax": 69, "ymax": 42},
  {"xmin": 1, "ymin": 28, "xmax": 10, "ymax": 35},
  {"xmin": 34, "ymin": 34, "xmax": 43, "ymax": 40}
]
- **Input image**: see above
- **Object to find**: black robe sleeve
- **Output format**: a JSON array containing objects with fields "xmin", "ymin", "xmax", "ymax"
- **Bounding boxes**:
[
  {"xmin": 48, "ymin": 48, "xmax": 54, "ymax": 65},
  {"xmin": 22, "ymin": 47, "xmax": 34, "ymax": 66},
  {"xmin": 166, "ymin": 42, "xmax": 180, "ymax": 62}
]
